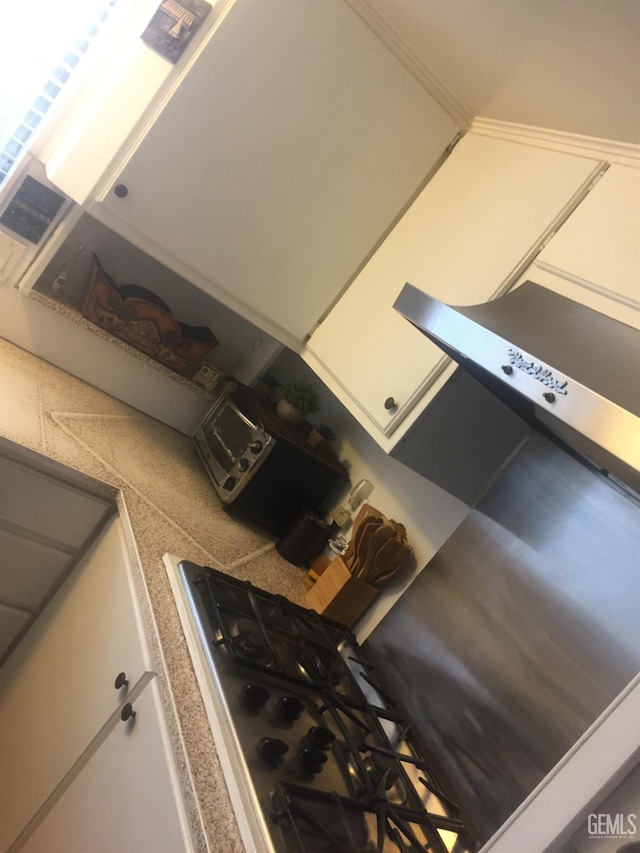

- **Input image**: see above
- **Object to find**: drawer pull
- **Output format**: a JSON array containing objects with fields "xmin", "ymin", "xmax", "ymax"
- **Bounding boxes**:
[
  {"xmin": 114, "ymin": 672, "xmax": 129, "ymax": 690},
  {"xmin": 121, "ymin": 702, "xmax": 136, "ymax": 722}
]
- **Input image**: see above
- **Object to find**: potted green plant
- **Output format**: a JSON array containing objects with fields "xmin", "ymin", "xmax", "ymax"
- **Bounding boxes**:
[{"xmin": 277, "ymin": 381, "xmax": 320, "ymax": 425}]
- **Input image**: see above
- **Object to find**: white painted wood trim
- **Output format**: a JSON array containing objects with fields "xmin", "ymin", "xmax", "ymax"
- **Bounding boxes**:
[
  {"xmin": 301, "ymin": 347, "xmax": 458, "ymax": 453},
  {"xmin": 118, "ymin": 505, "xmax": 205, "ymax": 852},
  {"xmin": 16, "ymin": 203, "xmax": 85, "ymax": 293},
  {"xmin": 471, "ymin": 118, "xmax": 640, "ymax": 165},
  {"xmin": 480, "ymin": 674, "xmax": 640, "ymax": 853},
  {"xmin": 0, "ymin": 156, "xmax": 75, "ymax": 291},
  {"xmin": 163, "ymin": 553, "xmax": 272, "ymax": 853},
  {"xmin": 533, "ymin": 259, "xmax": 640, "ymax": 312},
  {"xmin": 343, "ymin": 0, "xmax": 472, "ymax": 129}
]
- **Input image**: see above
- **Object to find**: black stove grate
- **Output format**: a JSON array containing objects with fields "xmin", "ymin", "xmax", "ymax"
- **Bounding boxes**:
[
  {"xmin": 191, "ymin": 563, "xmax": 365, "ymax": 698},
  {"xmin": 270, "ymin": 782, "xmax": 471, "ymax": 853}
]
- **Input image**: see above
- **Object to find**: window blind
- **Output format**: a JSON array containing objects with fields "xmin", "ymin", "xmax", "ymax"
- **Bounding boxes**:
[{"xmin": 0, "ymin": 0, "xmax": 119, "ymax": 187}]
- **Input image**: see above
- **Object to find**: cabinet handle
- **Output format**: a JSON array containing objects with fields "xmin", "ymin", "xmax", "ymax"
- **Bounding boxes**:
[
  {"xmin": 543, "ymin": 392, "xmax": 556, "ymax": 403},
  {"xmin": 384, "ymin": 397, "xmax": 397, "ymax": 412},
  {"xmin": 113, "ymin": 184, "xmax": 128, "ymax": 198},
  {"xmin": 114, "ymin": 672, "xmax": 129, "ymax": 690},
  {"xmin": 501, "ymin": 365, "xmax": 514, "ymax": 375},
  {"xmin": 121, "ymin": 702, "xmax": 136, "ymax": 722}
]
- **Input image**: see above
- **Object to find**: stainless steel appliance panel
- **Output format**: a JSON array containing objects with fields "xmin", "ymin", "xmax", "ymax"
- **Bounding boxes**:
[
  {"xmin": 365, "ymin": 432, "xmax": 640, "ymax": 842},
  {"xmin": 393, "ymin": 281, "xmax": 640, "ymax": 493}
]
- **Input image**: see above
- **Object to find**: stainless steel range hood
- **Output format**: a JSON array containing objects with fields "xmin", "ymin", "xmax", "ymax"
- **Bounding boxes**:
[{"xmin": 394, "ymin": 281, "xmax": 640, "ymax": 494}]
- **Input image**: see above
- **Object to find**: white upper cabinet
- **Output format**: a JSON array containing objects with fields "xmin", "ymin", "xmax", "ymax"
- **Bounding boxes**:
[
  {"xmin": 93, "ymin": 0, "xmax": 459, "ymax": 344},
  {"xmin": 532, "ymin": 164, "xmax": 640, "ymax": 322},
  {"xmin": 304, "ymin": 132, "xmax": 603, "ymax": 448}
]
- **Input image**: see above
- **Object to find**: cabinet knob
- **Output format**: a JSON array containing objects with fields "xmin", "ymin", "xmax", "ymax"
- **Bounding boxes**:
[
  {"xmin": 384, "ymin": 397, "xmax": 397, "ymax": 412},
  {"xmin": 114, "ymin": 672, "xmax": 129, "ymax": 690},
  {"xmin": 113, "ymin": 184, "xmax": 129, "ymax": 198},
  {"xmin": 543, "ymin": 392, "xmax": 556, "ymax": 403},
  {"xmin": 501, "ymin": 365, "xmax": 514, "ymax": 375},
  {"xmin": 121, "ymin": 702, "xmax": 136, "ymax": 722}
]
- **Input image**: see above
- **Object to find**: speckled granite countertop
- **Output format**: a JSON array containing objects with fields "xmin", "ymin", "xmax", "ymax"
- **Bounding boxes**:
[
  {"xmin": 29, "ymin": 290, "xmax": 216, "ymax": 396},
  {"xmin": 0, "ymin": 336, "xmax": 309, "ymax": 852}
]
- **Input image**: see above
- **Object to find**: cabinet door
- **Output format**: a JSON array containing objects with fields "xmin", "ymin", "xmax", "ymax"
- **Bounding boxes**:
[
  {"xmin": 533, "ymin": 164, "xmax": 640, "ymax": 321},
  {"xmin": 18, "ymin": 680, "xmax": 191, "ymax": 853},
  {"xmin": 305, "ymin": 132, "xmax": 603, "ymax": 440},
  {"xmin": 96, "ymin": 0, "xmax": 458, "ymax": 342},
  {"xmin": 0, "ymin": 516, "xmax": 150, "ymax": 851}
]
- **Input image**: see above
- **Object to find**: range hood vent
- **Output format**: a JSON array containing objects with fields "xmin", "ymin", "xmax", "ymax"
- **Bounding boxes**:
[{"xmin": 394, "ymin": 281, "xmax": 640, "ymax": 494}]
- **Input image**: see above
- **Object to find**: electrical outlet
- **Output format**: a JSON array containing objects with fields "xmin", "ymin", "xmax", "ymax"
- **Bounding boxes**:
[
  {"xmin": 0, "ymin": 232, "xmax": 25, "ymax": 282},
  {"xmin": 331, "ymin": 505, "xmax": 351, "ymax": 528}
]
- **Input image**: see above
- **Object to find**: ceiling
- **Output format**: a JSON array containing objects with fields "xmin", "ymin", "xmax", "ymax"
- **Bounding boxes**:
[{"xmin": 349, "ymin": 0, "xmax": 640, "ymax": 145}]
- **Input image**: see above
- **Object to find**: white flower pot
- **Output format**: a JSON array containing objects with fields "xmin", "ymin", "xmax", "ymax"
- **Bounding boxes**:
[{"xmin": 276, "ymin": 398, "xmax": 304, "ymax": 425}]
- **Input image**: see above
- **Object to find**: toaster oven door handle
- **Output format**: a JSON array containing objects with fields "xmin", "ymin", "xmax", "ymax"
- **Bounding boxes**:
[
  {"xmin": 225, "ymin": 397, "xmax": 260, "ymax": 432},
  {"xmin": 228, "ymin": 383, "xmax": 262, "ymax": 429}
]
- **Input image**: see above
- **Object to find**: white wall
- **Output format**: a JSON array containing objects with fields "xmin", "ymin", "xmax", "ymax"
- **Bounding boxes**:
[
  {"xmin": 37, "ymin": 0, "xmax": 203, "ymax": 205},
  {"xmin": 271, "ymin": 348, "xmax": 468, "ymax": 639},
  {"xmin": 33, "ymin": 214, "xmax": 279, "ymax": 377},
  {"xmin": 0, "ymin": 285, "xmax": 211, "ymax": 434}
]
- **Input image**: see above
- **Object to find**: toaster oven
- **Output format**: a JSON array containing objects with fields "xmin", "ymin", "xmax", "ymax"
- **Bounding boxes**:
[{"xmin": 193, "ymin": 380, "xmax": 347, "ymax": 535}]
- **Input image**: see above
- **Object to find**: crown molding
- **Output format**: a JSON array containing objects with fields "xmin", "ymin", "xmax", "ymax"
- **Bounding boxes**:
[
  {"xmin": 470, "ymin": 118, "xmax": 640, "ymax": 166},
  {"xmin": 344, "ymin": 0, "xmax": 473, "ymax": 130},
  {"xmin": 343, "ymin": 1, "xmax": 639, "ymax": 166}
]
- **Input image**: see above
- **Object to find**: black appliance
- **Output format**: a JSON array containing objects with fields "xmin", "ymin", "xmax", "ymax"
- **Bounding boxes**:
[
  {"xmin": 193, "ymin": 380, "xmax": 347, "ymax": 535},
  {"xmin": 165, "ymin": 558, "xmax": 476, "ymax": 853}
]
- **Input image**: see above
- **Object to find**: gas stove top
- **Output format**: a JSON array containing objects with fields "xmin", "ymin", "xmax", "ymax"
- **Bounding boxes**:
[{"xmin": 164, "ymin": 557, "xmax": 476, "ymax": 853}]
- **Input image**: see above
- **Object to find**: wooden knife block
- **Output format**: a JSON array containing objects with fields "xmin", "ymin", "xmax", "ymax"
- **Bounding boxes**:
[{"xmin": 305, "ymin": 555, "xmax": 379, "ymax": 628}]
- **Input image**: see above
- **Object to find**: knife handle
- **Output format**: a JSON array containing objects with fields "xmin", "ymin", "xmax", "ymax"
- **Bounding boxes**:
[{"xmin": 343, "ymin": 504, "xmax": 378, "ymax": 570}]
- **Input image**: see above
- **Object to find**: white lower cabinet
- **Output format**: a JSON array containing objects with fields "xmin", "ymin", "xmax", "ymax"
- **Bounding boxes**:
[
  {"xmin": 305, "ymin": 131, "xmax": 604, "ymax": 450},
  {"xmin": 0, "ymin": 516, "xmax": 191, "ymax": 852},
  {"xmin": 19, "ymin": 680, "xmax": 189, "ymax": 853}
]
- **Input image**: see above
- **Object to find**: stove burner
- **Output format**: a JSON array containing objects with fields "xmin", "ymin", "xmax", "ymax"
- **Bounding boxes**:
[
  {"xmin": 361, "ymin": 752, "xmax": 406, "ymax": 806},
  {"xmin": 294, "ymin": 645, "xmax": 348, "ymax": 691},
  {"xmin": 340, "ymin": 745, "xmax": 408, "ymax": 808},
  {"xmin": 229, "ymin": 617, "xmax": 271, "ymax": 661}
]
